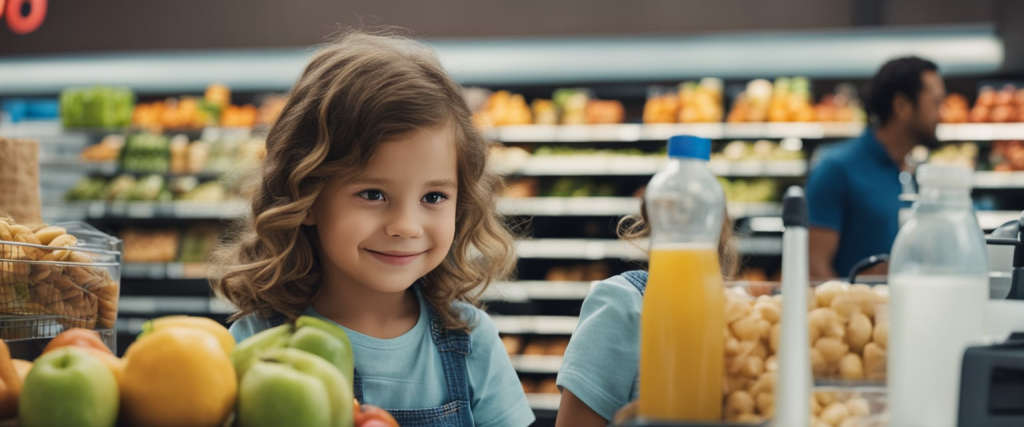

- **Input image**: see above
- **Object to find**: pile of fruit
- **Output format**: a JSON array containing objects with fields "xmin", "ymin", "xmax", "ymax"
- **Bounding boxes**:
[
  {"xmin": 968, "ymin": 85, "xmax": 1024, "ymax": 123},
  {"xmin": 4, "ymin": 316, "xmax": 396, "ymax": 427},
  {"xmin": 132, "ymin": 84, "xmax": 259, "ymax": 131},
  {"xmin": 728, "ymin": 78, "xmax": 865, "ymax": 123},
  {"xmin": 643, "ymin": 78, "xmax": 724, "ymax": 124},
  {"xmin": 60, "ymin": 87, "xmax": 135, "ymax": 128},
  {"xmin": 472, "ymin": 88, "xmax": 625, "ymax": 127},
  {"xmin": 929, "ymin": 142, "xmax": 978, "ymax": 170},
  {"xmin": 721, "ymin": 281, "xmax": 890, "ymax": 424},
  {"xmin": 718, "ymin": 178, "xmax": 779, "ymax": 203},
  {"xmin": 991, "ymin": 140, "xmax": 1024, "ymax": 171}
]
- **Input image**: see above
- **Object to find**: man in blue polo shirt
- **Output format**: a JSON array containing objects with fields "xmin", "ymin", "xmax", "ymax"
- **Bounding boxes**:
[{"xmin": 807, "ymin": 57, "xmax": 945, "ymax": 280}]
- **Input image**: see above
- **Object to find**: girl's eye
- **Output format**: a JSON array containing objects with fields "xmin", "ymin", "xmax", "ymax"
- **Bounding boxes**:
[
  {"xmin": 359, "ymin": 190, "xmax": 385, "ymax": 201},
  {"xmin": 422, "ymin": 192, "xmax": 448, "ymax": 204}
]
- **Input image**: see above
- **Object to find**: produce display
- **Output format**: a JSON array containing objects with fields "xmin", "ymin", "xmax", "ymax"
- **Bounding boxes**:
[
  {"xmin": 722, "ymin": 281, "xmax": 890, "ymax": 423},
  {"xmin": 472, "ymin": 88, "xmax": 625, "ymax": 127},
  {"xmin": 0, "ymin": 218, "xmax": 119, "ymax": 332},
  {"xmin": 121, "ymin": 133, "xmax": 170, "ymax": 174},
  {"xmin": 2, "ymin": 316, "xmax": 396, "ymax": 427},
  {"xmin": 79, "ymin": 135, "xmax": 123, "ymax": 163},
  {"xmin": 969, "ymin": 85, "xmax": 1024, "ymax": 123},
  {"xmin": 60, "ymin": 86, "xmax": 135, "ymax": 128},
  {"xmin": 643, "ymin": 78, "xmax": 724, "ymax": 124},
  {"xmin": 718, "ymin": 178, "xmax": 779, "ymax": 203},
  {"xmin": 65, "ymin": 174, "xmax": 235, "ymax": 203},
  {"xmin": 928, "ymin": 142, "xmax": 978, "ymax": 170},
  {"xmin": 728, "ymin": 78, "xmax": 865, "ymax": 123},
  {"xmin": 714, "ymin": 140, "xmax": 806, "ymax": 163},
  {"xmin": 991, "ymin": 140, "xmax": 1024, "ymax": 171},
  {"xmin": 131, "ymin": 84, "xmax": 260, "ymax": 130}
]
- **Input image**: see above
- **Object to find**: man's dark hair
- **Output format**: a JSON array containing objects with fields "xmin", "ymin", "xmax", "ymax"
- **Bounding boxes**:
[{"xmin": 865, "ymin": 56, "xmax": 939, "ymax": 125}]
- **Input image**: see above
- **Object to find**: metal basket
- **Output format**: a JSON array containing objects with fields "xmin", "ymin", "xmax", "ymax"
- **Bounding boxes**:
[{"xmin": 0, "ymin": 222, "xmax": 120, "ymax": 343}]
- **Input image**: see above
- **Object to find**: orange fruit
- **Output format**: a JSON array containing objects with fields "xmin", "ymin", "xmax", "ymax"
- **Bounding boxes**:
[
  {"xmin": 121, "ymin": 327, "xmax": 236, "ymax": 427},
  {"xmin": 12, "ymin": 360, "xmax": 32, "ymax": 381},
  {"xmin": 43, "ymin": 328, "xmax": 112, "ymax": 355}
]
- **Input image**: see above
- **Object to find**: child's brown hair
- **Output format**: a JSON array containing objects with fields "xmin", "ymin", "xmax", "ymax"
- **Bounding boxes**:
[
  {"xmin": 212, "ymin": 31, "xmax": 515, "ymax": 330},
  {"xmin": 617, "ymin": 203, "xmax": 739, "ymax": 279}
]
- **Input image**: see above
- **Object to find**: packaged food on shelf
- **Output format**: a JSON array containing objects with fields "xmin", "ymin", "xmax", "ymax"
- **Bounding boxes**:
[
  {"xmin": 679, "ymin": 78, "xmax": 725, "ymax": 123},
  {"xmin": 0, "ymin": 218, "xmax": 120, "ymax": 335},
  {"xmin": 728, "ymin": 78, "xmax": 864, "ymax": 123},
  {"xmin": 120, "ymin": 228, "xmax": 179, "ymax": 263},
  {"xmin": 60, "ymin": 86, "xmax": 135, "ymax": 128},
  {"xmin": 80, "ymin": 135, "xmax": 124, "ymax": 163},
  {"xmin": 102, "ymin": 175, "xmax": 136, "ymax": 201},
  {"xmin": 169, "ymin": 134, "xmax": 190, "ymax": 175},
  {"xmin": 502, "ymin": 335, "xmax": 524, "ymax": 356}
]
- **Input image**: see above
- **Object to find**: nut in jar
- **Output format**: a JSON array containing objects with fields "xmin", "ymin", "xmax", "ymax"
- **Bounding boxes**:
[{"xmin": 0, "ymin": 217, "xmax": 120, "ymax": 338}]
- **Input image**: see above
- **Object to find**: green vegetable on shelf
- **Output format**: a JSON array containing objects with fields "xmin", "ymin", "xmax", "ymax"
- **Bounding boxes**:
[
  {"xmin": 60, "ymin": 86, "xmax": 135, "ymax": 128},
  {"xmin": 65, "ymin": 177, "xmax": 109, "ymax": 201}
]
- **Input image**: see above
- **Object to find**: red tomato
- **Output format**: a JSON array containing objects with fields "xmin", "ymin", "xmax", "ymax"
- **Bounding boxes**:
[{"xmin": 355, "ymin": 405, "xmax": 399, "ymax": 427}]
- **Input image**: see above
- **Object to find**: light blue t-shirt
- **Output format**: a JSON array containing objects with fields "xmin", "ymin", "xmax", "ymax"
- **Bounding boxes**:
[
  {"xmin": 556, "ymin": 275, "xmax": 643, "ymax": 421},
  {"xmin": 230, "ymin": 290, "xmax": 535, "ymax": 427}
]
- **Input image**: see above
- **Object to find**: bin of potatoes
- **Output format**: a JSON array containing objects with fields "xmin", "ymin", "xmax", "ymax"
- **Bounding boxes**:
[{"xmin": 722, "ymin": 281, "xmax": 889, "ymax": 425}]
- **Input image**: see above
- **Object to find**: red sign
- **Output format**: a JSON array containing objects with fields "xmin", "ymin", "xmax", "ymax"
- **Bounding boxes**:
[{"xmin": 2, "ymin": 0, "xmax": 47, "ymax": 35}]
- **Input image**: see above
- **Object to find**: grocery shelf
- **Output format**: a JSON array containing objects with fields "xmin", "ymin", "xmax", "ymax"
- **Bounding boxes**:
[
  {"xmin": 483, "ymin": 281, "xmax": 594, "ymax": 302},
  {"xmin": 51, "ymin": 201, "xmax": 249, "ymax": 220},
  {"xmin": 510, "ymin": 355, "xmax": 564, "ymax": 374},
  {"xmin": 485, "ymin": 123, "xmax": 865, "ymax": 143},
  {"xmin": 974, "ymin": 171, "xmax": 1024, "ymax": 189},
  {"xmin": 119, "ymin": 296, "xmax": 234, "ymax": 316},
  {"xmin": 498, "ymin": 197, "xmax": 640, "ymax": 217},
  {"xmin": 727, "ymin": 202, "xmax": 783, "ymax": 218},
  {"xmin": 516, "ymin": 236, "xmax": 783, "ymax": 259},
  {"xmin": 487, "ymin": 123, "xmax": 1024, "ymax": 143},
  {"xmin": 501, "ymin": 156, "xmax": 806, "ymax": 177},
  {"xmin": 122, "ymin": 262, "xmax": 210, "ymax": 280},
  {"xmin": 491, "ymin": 315, "xmax": 578, "ymax": 335},
  {"xmin": 516, "ymin": 238, "xmax": 645, "ymax": 260},
  {"xmin": 978, "ymin": 211, "xmax": 1022, "ymax": 231},
  {"xmin": 525, "ymin": 393, "xmax": 562, "ymax": 412}
]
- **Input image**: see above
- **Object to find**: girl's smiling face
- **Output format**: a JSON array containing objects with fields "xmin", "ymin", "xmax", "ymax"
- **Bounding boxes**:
[{"xmin": 306, "ymin": 125, "xmax": 458, "ymax": 295}]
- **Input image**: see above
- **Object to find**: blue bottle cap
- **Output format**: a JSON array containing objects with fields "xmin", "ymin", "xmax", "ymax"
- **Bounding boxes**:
[{"xmin": 667, "ymin": 135, "xmax": 711, "ymax": 161}]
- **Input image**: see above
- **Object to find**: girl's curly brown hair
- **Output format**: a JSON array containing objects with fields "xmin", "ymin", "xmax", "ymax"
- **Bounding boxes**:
[{"xmin": 211, "ymin": 31, "xmax": 515, "ymax": 330}]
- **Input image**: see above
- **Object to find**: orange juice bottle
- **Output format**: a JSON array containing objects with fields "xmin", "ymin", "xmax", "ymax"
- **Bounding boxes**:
[{"xmin": 638, "ymin": 135, "xmax": 725, "ymax": 421}]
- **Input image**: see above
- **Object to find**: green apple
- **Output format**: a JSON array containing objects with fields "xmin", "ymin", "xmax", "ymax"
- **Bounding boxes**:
[
  {"xmin": 231, "ymin": 315, "xmax": 354, "ymax": 389},
  {"xmin": 236, "ymin": 348, "xmax": 354, "ymax": 427},
  {"xmin": 19, "ymin": 347, "xmax": 118, "ymax": 427}
]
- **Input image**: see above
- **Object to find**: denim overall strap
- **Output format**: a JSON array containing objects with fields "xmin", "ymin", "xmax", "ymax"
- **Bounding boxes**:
[
  {"xmin": 620, "ymin": 270, "xmax": 649, "ymax": 295},
  {"xmin": 379, "ymin": 305, "xmax": 474, "ymax": 427}
]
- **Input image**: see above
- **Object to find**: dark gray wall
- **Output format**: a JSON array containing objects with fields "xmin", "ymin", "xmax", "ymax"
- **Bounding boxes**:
[{"xmin": 0, "ymin": 0, "xmax": 1000, "ymax": 56}]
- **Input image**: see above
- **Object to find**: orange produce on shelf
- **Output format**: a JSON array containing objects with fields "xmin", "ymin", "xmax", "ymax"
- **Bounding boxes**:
[
  {"xmin": 585, "ymin": 100, "xmax": 625, "ymax": 124},
  {"xmin": 42, "ymin": 328, "xmax": 112, "ymax": 356}
]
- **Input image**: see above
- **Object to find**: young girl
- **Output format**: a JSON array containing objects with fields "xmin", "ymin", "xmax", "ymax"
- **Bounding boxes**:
[
  {"xmin": 555, "ymin": 206, "xmax": 739, "ymax": 426},
  {"xmin": 213, "ymin": 31, "xmax": 534, "ymax": 427}
]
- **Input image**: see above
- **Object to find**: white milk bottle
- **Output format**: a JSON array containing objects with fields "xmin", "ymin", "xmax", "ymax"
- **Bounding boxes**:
[{"xmin": 888, "ymin": 164, "xmax": 989, "ymax": 427}]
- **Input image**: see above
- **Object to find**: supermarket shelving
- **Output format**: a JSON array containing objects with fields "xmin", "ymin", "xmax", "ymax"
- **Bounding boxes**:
[
  {"xmin": 484, "ymin": 122, "xmax": 1024, "ymax": 143},
  {"xmin": 491, "ymin": 315, "xmax": 579, "ymax": 335},
  {"xmin": 525, "ymin": 394, "xmax": 562, "ymax": 412},
  {"xmin": 483, "ymin": 281, "xmax": 594, "ymax": 302},
  {"xmin": 510, "ymin": 355, "xmax": 564, "ymax": 374}
]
